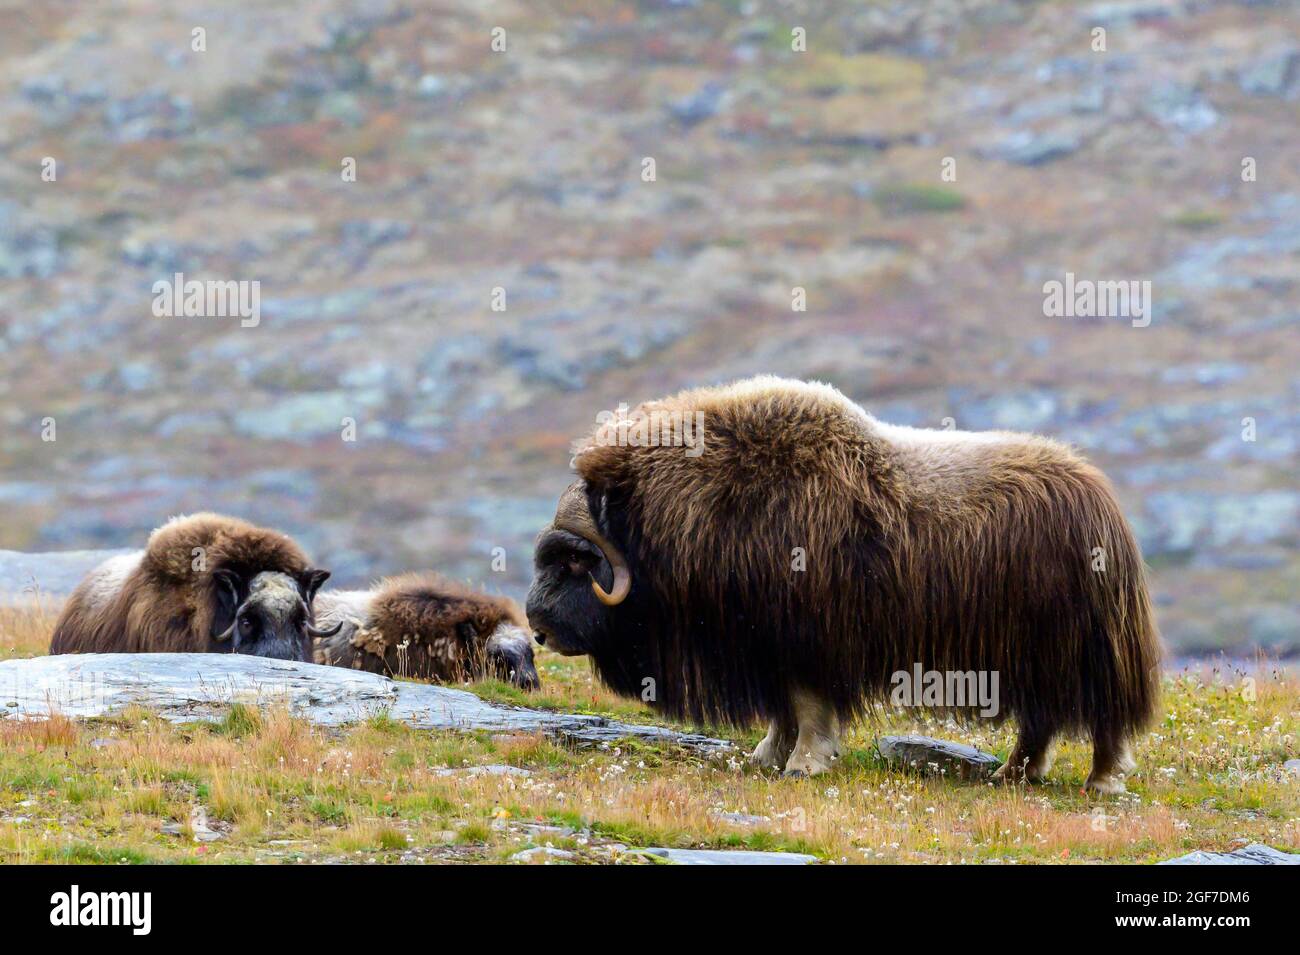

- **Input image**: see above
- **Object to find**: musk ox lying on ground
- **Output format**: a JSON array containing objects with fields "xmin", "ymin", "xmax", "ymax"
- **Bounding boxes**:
[
  {"xmin": 312, "ymin": 573, "xmax": 540, "ymax": 689},
  {"xmin": 526, "ymin": 376, "xmax": 1162, "ymax": 793},
  {"xmin": 50, "ymin": 513, "xmax": 339, "ymax": 662}
]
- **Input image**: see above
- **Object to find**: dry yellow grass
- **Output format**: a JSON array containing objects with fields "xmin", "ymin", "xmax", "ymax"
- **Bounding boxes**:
[
  {"xmin": 0, "ymin": 605, "xmax": 1296, "ymax": 864},
  {"xmin": 0, "ymin": 599, "xmax": 59, "ymax": 661}
]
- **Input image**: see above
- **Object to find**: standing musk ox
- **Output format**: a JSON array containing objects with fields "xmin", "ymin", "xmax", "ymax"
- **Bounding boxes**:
[
  {"xmin": 312, "ymin": 574, "xmax": 540, "ymax": 689},
  {"xmin": 526, "ymin": 376, "xmax": 1162, "ymax": 793},
  {"xmin": 50, "ymin": 513, "xmax": 340, "ymax": 662}
]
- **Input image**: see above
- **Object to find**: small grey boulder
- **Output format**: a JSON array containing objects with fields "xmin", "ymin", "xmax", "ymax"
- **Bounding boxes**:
[{"xmin": 877, "ymin": 734, "xmax": 1002, "ymax": 780}]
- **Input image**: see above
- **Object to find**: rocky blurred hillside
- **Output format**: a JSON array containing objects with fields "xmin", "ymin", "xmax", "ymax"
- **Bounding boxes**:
[{"xmin": 0, "ymin": 0, "xmax": 1296, "ymax": 655}]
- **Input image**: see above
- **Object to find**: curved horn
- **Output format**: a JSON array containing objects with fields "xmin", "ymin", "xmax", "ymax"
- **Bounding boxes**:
[
  {"xmin": 306, "ymin": 619, "xmax": 344, "ymax": 639},
  {"xmin": 211, "ymin": 568, "xmax": 242, "ymax": 641},
  {"xmin": 552, "ymin": 484, "xmax": 631, "ymax": 607}
]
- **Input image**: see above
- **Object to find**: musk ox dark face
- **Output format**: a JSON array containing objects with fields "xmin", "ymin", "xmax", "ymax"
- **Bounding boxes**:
[
  {"xmin": 526, "ymin": 483, "xmax": 652, "ymax": 701},
  {"xmin": 213, "ymin": 568, "xmax": 338, "ymax": 662},
  {"xmin": 526, "ymin": 526, "xmax": 617, "ymax": 659},
  {"xmin": 480, "ymin": 622, "xmax": 541, "ymax": 689}
]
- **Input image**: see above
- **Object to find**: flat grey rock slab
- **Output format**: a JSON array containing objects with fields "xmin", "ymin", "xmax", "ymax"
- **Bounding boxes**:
[
  {"xmin": 1159, "ymin": 844, "xmax": 1300, "ymax": 865},
  {"xmin": 877, "ymin": 734, "xmax": 1003, "ymax": 780},
  {"xmin": 632, "ymin": 847, "xmax": 817, "ymax": 865},
  {"xmin": 0, "ymin": 549, "xmax": 130, "ymax": 603},
  {"xmin": 0, "ymin": 653, "xmax": 732, "ymax": 753}
]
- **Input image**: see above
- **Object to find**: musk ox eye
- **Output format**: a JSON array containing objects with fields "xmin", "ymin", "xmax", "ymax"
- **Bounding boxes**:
[
  {"xmin": 239, "ymin": 616, "xmax": 255, "ymax": 636},
  {"xmin": 566, "ymin": 553, "xmax": 592, "ymax": 577}
]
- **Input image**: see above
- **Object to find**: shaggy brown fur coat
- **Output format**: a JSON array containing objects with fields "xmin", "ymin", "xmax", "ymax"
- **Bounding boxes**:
[
  {"xmin": 313, "ymin": 573, "xmax": 530, "ymax": 683},
  {"xmin": 568, "ymin": 377, "xmax": 1162, "ymax": 745}
]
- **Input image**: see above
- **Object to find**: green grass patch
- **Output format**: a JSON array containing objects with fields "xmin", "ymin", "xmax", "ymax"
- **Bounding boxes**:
[
  {"xmin": 45, "ymin": 843, "xmax": 157, "ymax": 865},
  {"xmin": 456, "ymin": 822, "xmax": 493, "ymax": 844},
  {"xmin": 213, "ymin": 703, "xmax": 262, "ymax": 737}
]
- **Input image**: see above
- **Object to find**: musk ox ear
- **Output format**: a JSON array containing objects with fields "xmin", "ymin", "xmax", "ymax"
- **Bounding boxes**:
[
  {"xmin": 298, "ymin": 568, "xmax": 331, "ymax": 605},
  {"xmin": 210, "ymin": 568, "xmax": 244, "ymax": 642}
]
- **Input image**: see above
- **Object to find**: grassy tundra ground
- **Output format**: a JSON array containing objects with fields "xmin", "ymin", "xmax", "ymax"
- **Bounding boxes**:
[{"xmin": 1, "ymin": 604, "xmax": 1296, "ymax": 864}]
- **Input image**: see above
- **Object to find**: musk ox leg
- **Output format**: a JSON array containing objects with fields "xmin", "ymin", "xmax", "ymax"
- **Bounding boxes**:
[
  {"xmin": 750, "ymin": 717, "xmax": 797, "ymax": 770},
  {"xmin": 1116, "ymin": 741, "xmax": 1137, "ymax": 774},
  {"xmin": 783, "ymin": 689, "xmax": 841, "ymax": 778},
  {"xmin": 993, "ymin": 723, "xmax": 1056, "ymax": 784},
  {"xmin": 1086, "ymin": 732, "xmax": 1136, "ymax": 795}
]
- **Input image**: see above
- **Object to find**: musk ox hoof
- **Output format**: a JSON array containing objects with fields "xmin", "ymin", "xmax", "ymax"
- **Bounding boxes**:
[
  {"xmin": 783, "ymin": 751, "xmax": 836, "ymax": 777},
  {"xmin": 992, "ymin": 762, "xmax": 1025, "ymax": 785},
  {"xmin": 750, "ymin": 722, "xmax": 796, "ymax": 770},
  {"xmin": 750, "ymin": 743, "xmax": 787, "ymax": 771},
  {"xmin": 1084, "ymin": 772, "xmax": 1128, "ymax": 795},
  {"xmin": 992, "ymin": 758, "xmax": 1052, "ymax": 785}
]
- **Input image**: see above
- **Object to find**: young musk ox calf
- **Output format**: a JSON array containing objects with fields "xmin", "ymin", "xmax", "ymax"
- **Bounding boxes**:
[
  {"xmin": 526, "ymin": 376, "xmax": 1162, "ymax": 793},
  {"xmin": 312, "ymin": 573, "xmax": 540, "ymax": 689},
  {"xmin": 50, "ymin": 513, "xmax": 339, "ymax": 662}
]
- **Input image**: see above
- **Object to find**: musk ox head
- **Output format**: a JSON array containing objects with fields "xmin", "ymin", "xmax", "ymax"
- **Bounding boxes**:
[
  {"xmin": 526, "ymin": 482, "xmax": 630, "ymax": 661},
  {"xmin": 211, "ymin": 567, "xmax": 340, "ymax": 662},
  {"xmin": 479, "ymin": 621, "xmax": 540, "ymax": 689},
  {"xmin": 527, "ymin": 478, "xmax": 675, "ymax": 716}
]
